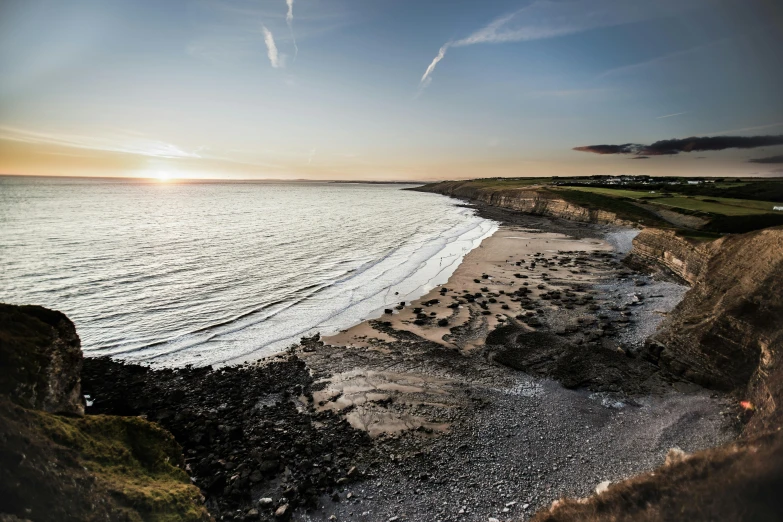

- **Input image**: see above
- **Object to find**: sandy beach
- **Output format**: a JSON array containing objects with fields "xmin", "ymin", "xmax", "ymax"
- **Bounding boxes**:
[{"xmin": 325, "ymin": 226, "xmax": 614, "ymax": 352}]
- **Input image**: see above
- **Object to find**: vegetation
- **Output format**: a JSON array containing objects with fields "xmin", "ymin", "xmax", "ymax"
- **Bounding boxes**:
[
  {"xmin": 0, "ymin": 399, "xmax": 210, "ymax": 522},
  {"xmin": 547, "ymin": 188, "xmax": 669, "ymax": 227},
  {"xmin": 564, "ymin": 186, "xmax": 779, "ymax": 216},
  {"xmin": 420, "ymin": 176, "xmax": 783, "ymax": 234}
]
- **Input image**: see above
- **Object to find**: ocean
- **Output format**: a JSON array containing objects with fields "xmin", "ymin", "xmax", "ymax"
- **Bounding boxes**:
[{"xmin": 0, "ymin": 176, "xmax": 496, "ymax": 366}]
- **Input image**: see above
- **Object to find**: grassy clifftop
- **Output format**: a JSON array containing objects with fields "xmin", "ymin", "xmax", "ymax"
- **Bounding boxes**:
[{"xmin": 416, "ymin": 177, "xmax": 783, "ymax": 234}]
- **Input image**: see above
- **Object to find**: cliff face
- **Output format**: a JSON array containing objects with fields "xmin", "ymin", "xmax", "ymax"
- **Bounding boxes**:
[
  {"xmin": 647, "ymin": 227, "xmax": 783, "ymax": 411},
  {"xmin": 531, "ymin": 226, "xmax": 783, "ymax": 522},
  {"xmin": 623, "ymin": 228, "xmax": 711, "ymax": 284},
  {"xmin": 415, "ymin": 181, "xmax": 629, "ymax": 225},
  {"xmin": 0, "ymin": 304, "xmax": 211, "ymax": 522}
]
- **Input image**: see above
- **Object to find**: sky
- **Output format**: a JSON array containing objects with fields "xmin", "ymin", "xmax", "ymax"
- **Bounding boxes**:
[{"xmin": 1, "ymin": 0, "xmax": 783, "ymax": 181}]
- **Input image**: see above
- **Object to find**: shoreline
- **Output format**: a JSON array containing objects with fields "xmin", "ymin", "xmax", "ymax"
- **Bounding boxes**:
[{"xmin": 82, "ymin": 201, "xmax": 737, "ymax": 521}]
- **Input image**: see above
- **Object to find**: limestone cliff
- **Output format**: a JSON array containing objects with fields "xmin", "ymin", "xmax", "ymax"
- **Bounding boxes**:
[
  {"xmin": 646, "ymin": 227, "xmax": 783, "ymax": 406},
  {"xmin": 414, "ymin": 181, "xmax": 631, "ymax": 225},
  {"xmin": 623, "ymin": 228, "xmax": 712, "ymax": 284}
]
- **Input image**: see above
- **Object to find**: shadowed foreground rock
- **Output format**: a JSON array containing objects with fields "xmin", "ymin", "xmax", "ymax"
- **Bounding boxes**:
[
  {"xmin": 0, "ymin": 304, "xmax": 211, "ymax": 522},
  {"xmin": 0, "ymin": 304, "xmax": 83, "ymax": 415}
]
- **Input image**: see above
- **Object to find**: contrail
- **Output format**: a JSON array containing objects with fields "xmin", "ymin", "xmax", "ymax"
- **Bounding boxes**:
[
  {"xmin": 656, "ymin": 111, "xmax": 687, "ymax": 119},
  {"xmin": 419, "ymin": 42, "xmax": 450, "ymax": 92},
  {"xmin": 262, "ymin": 26, "xmax": 280, "ymax": 68},
  {"xmin": 286, "ymin": 0, "xmax": 298, "ymax": 62}
]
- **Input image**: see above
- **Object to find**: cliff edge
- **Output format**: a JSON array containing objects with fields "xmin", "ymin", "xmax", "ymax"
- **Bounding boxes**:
[{"xmin": 531, "ymin": 226, "xmax": 783, "ymax": 521}]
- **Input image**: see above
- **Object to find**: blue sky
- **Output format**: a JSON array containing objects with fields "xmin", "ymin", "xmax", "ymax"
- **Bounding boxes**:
[{"xmin": 1, "ymin": 0, "xmax": 782, "ymax": 179}]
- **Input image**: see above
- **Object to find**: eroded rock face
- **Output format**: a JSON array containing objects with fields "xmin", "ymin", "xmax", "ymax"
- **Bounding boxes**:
[
  {"xmin": 414, "ymin": 182, "xmax": 631, "ymax": 226},
  {"xmin": 623, "ymin": 228, "xmax": 711, "ymax": 284},
  {"xmin": 0, "ymin": 304, "xmax": 83, "ymax": 416},
  {"xmin": 647, "ymin": 227, "xmax": 783, "ymax": 403}
]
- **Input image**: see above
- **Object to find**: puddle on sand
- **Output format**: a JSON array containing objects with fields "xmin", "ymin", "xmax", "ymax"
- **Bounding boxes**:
[{"xmin": 312, "ymin": 370, "xmax": 454, "ymax": 437}]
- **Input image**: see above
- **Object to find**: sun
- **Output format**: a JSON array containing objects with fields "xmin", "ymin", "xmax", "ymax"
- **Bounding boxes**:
[{"xmin": 155, "ymin": 171, "xmax": 171, "ymax": 182}]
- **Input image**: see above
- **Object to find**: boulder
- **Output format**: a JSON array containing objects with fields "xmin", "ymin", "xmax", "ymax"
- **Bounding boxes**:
[{"xmin": 0, "ymin": 304, "xmax": 83, "ymax": 416}]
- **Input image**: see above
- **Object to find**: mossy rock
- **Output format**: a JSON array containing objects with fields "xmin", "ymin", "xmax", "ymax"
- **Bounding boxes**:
[{"xmin": 0, "ymin": 399, "xmax": 211, "ymax": 522}]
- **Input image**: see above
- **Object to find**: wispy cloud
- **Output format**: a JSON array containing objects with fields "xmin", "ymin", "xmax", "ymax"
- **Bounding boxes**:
[
  {"xmin": 262, "ymin": 26, "xmax": 281, "ymax": 68},
  {"xmin": 0, "ymin": 126, "xmax": 200, "ymax": 159},
  {"xmin": 656, "ymin": 111, "xmax": 688, "ymax": 119},
  {"xmin": 597, "ymin": 39, "xmax": 726, "ymax": 80},
  {"xmin": 418, "ymin": 42, "xmax": 450, "ymax": 93},
  {"xmin": 285, "ymin": 0, "xmax": 298, "ymax": 61},
  {"xmin": 308, "ymin": 148, "xmax": 316, "ymax": 164},
  {"xmin": 707, "ymin": 122, "xmax": 783, "ymax": 136},
  {"xmin": 418, "ymin": 0, "xmax": 712, "ymax": 94}
]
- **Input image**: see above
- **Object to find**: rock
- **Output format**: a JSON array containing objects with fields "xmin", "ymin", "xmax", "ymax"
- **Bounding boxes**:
[
  {"xmin": 0, "ymin": 304, "xmax": 84, "ymax": 416},
  {"xmin": 274, "ymin": 504, "xmax": 289, "ymax": 518},
  {"xmin": 595, "ymin": 480, "xmax": 611, "ymax": 494},
  {"xmin": 259, "ymin": 497, "xmax": 274, "ymax": 506}
]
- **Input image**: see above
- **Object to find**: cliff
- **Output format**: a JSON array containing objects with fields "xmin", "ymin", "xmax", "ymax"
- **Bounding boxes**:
[
  {"xmin": 531, "ymin": 226, "xmax": 783, "ymax": 521},
  {"xmin": 623, "ymin": 228, "xmax": 712, "ymax": 284},
  {"xmin": 646, "ymin": 227, "xmax": 783, "ymax": 401},
  {"xmin": 0, "ymin": 304, "xmax": 211, "ymax": 522},
  {"xmin": 414, "ymin": 181, "xmax": 633, "ymax": 226}
]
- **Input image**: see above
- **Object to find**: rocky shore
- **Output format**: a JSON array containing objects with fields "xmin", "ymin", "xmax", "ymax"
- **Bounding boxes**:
[
  {"xmin": 6, "ymin": 198, "xmax": 782, "ymax": 522},
  {"xmin": 79, "ymin": 206, "xmax": 742, "ymax": 521}
]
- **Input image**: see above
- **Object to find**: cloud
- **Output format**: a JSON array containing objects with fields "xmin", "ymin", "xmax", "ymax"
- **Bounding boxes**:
[
  {"xmin": 706, "ymin": 122, "xmax": 783, "ymax": 136},
  {"xmin": 417, "ymin": 0, "xmax": 695, "ymax": 93},
  {"xmin": 285, "ymin": 0, "xmax": 298, "ymax": 61},
  {"xmin": 574, "ymin": 135, "xmax": 783, "ymax": 156},
  {"xmin": 656, "ymin": 111, "xmax": 688, "ymax": 119},
  {"xmin": 262, "ymin": 26, "xmax": 281, "ymax": 68},
  {"xmin": 0, "ymin": 126, "xmax": 200, "ymax": 159},
  {"xmin": 453, "ymin": 0, "xmax": 670, "ymax": 47},
  {"xmin": 419, "ymin": 43, "xmax": 450, "ymax": 92},
  {"xmin": 573, "ymin": 144, "xmax": 642, "ymax": 155},
  {"xmin": 749, "ymin": 155, "xmax": 783, "ymax": 164}
]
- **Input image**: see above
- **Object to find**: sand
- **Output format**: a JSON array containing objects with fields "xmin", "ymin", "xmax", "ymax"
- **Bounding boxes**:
[{"xmin": 325, "ymin": 226, "xmax": 613, "ymax": 351}]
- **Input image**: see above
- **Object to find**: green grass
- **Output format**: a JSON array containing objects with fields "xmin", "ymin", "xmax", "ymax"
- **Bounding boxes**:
[
  {"xmin": 565, "ymin": 186, "xmax": 779, "ymax": 216},
  {"xmin": 38, "ymin": 410, "xmax": 210, "ymax": 522},
  {"xmin": 548, "ymin": 188, "xmax": 669, "ymax": 227},
  {"xmin": 651, "ymin": 197, "xmax": 770, "ymax": 216}
]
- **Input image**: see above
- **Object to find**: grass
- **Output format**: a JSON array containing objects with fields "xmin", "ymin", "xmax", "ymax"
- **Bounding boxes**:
[
  {"xmin": 0, "ymin": 399, "xmax": 211, "ymax": 522},
  {"xmin": 548, "ymin": 188, "xmax": 669, "ymax": 227},
  {"xmin": 37, "ymin": 411, "xmax": 210, "ymax": 522},
  {"xmin": 565, "ymin": 186, "xmax": 780, "ymax": 216}
]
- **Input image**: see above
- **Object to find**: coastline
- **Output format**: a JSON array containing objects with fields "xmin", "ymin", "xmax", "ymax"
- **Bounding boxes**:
[{"xmin": 81, "ymin": 201, "xmax": 736, "ymax": 521}]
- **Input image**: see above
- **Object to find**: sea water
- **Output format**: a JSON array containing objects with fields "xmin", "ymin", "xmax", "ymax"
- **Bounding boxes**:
[{"xmin": 0, "ymin": 177, "xmax": 495, "ymax": 366}]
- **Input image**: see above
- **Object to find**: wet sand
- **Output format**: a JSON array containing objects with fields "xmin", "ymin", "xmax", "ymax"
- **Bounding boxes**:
[{"xmin": 325, "ymin": 226, "xmax": 613, "ymax": 352}]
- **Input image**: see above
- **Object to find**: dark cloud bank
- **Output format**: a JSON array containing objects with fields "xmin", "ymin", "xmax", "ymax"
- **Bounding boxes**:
[{"xmin": 574, "ymin": 135, "xmax": 783, "ymax": 157}]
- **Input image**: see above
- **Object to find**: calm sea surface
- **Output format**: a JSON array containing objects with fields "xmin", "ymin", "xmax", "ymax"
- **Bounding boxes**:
[{"xmin": 0, "ymin": 177, "xmax": 495, "ymax": 366}]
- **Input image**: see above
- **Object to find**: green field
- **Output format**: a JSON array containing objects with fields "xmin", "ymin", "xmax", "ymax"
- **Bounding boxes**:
[{"xmin": 566, "ymin": 186, "xmax": 780, "ymax": 216}]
